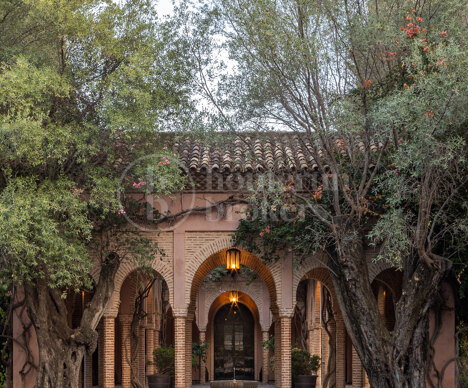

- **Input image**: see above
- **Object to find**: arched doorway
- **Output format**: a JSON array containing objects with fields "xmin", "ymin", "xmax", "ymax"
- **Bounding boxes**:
[{"xmin": 214, "ymin": 303, "xmax": 255, "ymax": 380}]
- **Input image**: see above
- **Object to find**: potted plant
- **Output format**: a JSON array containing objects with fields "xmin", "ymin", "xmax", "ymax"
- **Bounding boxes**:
[
  {"xmin": 291, "ymin": 348, "xmax": 321, "ymax": 388},
  {"xmin": 148, "ymin": 346, "xmax": 174, "ymax": 388}
]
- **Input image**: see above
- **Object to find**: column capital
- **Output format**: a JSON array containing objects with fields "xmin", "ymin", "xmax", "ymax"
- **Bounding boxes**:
[
  {"xmin": 173, "ymin": 308, "xmax": 188, "ymax": 318},
  {"xmin": 102, "ymin": 313, "xmax": 118, "ymax": 320},
  {"xmin": 119, "ymin": 314, "xmax": 133, "ymax": 324}
]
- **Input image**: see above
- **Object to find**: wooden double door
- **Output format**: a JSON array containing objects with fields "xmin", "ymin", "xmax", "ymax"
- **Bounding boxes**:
[{"xmin": 213, "ymin": 303, "xmax": 255, "ymax": 380}]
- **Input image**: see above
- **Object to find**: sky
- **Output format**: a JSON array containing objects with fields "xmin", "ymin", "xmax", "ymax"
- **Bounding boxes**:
[{"xmin": 155, "ymin": 0, "xmax": 174, "ymax": 16}]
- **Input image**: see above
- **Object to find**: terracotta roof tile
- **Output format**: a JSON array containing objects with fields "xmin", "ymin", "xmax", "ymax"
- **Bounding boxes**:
[{"xmin": 173, "ymin": 133, "xmax": 321, "ymax": 174}]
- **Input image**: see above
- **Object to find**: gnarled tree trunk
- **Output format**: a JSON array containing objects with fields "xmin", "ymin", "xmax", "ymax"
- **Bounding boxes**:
[
  {"xmin": 23, "ymin": 255, "xmax": 119, "ymax": 388},
  {"xmin": 328, "ymin": 220, "xmax": 447, "ymax": 388}
]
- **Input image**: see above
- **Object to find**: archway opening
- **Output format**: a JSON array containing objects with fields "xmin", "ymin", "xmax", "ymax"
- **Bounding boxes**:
[
  {"xmin": 105, "ymin": 269, "xmax": 173, "ymax": 387},
  {"xmin": 188, "ymin": 248, "xmax": 278, "ymax": 315},
  {"xmin": 295, "ymin": 268, "xmax": 340, "ymax": 388},
  {"xmin": 189, "ymin": 248, "xmax": 276, "ymax": 384},
  {"xmin": 371, "ymin": 268, "xmax": 403, "ymax": 332},
  {"xmin": 213, "ymin": 302, "xmax": 255, "ymax": 380}
]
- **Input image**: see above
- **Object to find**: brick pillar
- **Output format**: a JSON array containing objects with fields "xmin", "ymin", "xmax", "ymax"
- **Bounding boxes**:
[
  {"xmin": 154, "ymin": 329, "xmax": 160, "ymax": 350},
  {"xmin": 274, "ymin": 319, "xmax": 281, "ymax": 388},
  {"xmin": 147, "ymin": 326, "xmax": 155, "ymax": 375},
  {"xmin": 101, "ymin": 316, "xmax": 115, "ymax": 388},
  {"xmin": 262, "ymin": 331, "xmax": 269, "ymax": 384},
  {"xmin": 185, "ymin": 318, "xmax": 193, "ymax": 388},
  {"xmin": 377, "ymin": 286, "xmax": 386, "ymax": 317},
  {"xmin": 120, "ymin": 315, "xmax": 132, "ymax": 388},
  {"xmin": 84, "ymin": 353, "xmax": 93, "ymax": 388},
  {"xmin": 199, "ymin": 331, "xmax": 207, "ymax": 384},
  {"xmin": 138, "ymin": 325, "xmax": 146, "ymax": 383},
  {"xmin": 174, "ymin": 316, "xmax": 186, "ymax": 388},
  {"xmin": 309, "ymin": 281, "xmax": 322, "ymax": 386},
  {"xmin": 308, "ymin": 327, "xmax": 322, "ymax": 387},
  {"xmin": 335, "ymin": 318, "xmax": 345, "ymax": 388},
  {"xmin": 280, "ymin": 316, "xmax": 292, "ymax": 388},
  {"xmin": 352, "ymin": 346, "xmax": 363, "ymax": 387},
  {"xmin": 98, "ymin": 321, "xmax": 104, "ymax": 388}
]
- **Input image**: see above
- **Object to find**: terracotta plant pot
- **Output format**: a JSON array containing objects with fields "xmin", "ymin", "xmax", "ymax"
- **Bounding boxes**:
[
  {"xmin": 293, "ymin": 375, "xmax": 317, "ymax": 388},
  {"xmin": 148, "ymin": 374, "xmax": 171, "ymax": 388}
]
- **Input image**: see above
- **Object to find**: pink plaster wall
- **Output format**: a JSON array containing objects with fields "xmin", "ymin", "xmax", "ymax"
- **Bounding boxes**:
[{"xmin": 426, "ymin": 282, "xmax": 456, "ymax": 387}]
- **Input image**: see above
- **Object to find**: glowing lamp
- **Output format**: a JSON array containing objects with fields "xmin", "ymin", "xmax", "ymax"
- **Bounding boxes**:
[
  {"xmin": 229, "ymin": 291, "xmax": 239, "ymax": 304},
  {"xmin": 226, "ymin": 248, "xmax": 241, "ymax": 271}
]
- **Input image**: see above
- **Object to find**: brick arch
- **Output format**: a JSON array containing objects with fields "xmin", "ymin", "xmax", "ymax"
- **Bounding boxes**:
[
  {"xmin": 207, "ymin": 291, "xmax": 261, "ymax": 329},
  {"xmin": 368, "ymin": 260, "xmax": 395, "ymax": 283},
  {"xmin": 188, "ymin": 248, "xmax": 279, "ymax": 316},
  {"xmin": 371, "ymin": 268, "xmax": 403, "ymax": 302},
  {"xmin": 103, "ymin": 257, "xmax": 173, "ymax": 318},
  {"xmin": 184, "ymin": 234, "xmax": 236, "ymax": 305},
  {"xmin": 292, "ymin": 256, "xmax": 396, "ymax": 308},
  {"xmin": 292, "ymin": 253, "xmax": 328, "ymax": 308},
  {"xmin": 201, "ymin": 283, "xmax": 270, "ymax": 331},
  {"xmin": 298, "ymin": 267, "xmax": 341, "ymax": 318}
]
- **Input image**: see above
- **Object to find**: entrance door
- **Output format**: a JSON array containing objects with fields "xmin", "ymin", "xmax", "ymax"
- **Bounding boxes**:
[{"xmin": 214, "ymin": 303, "xmax": 254, "ymax": 380}]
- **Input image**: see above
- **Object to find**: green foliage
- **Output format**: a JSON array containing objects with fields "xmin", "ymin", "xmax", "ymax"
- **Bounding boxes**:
[
  {"xmin": 192, "ymin": 340, "xmax": 208, "ymax": 359},
  {"xmin": 153, "ymin": 346, "xmax": 175, "ymax": 375},
  {"xmin": 192, "ymin": 340, "xmax": 208, "ymax": 368},
  {"xmin": 211, "ymin": 0, "xmax": 468, "ymax": 271},
  {"xmin": 291, "ymin": 348, "xmax": 320, "ymax": 377},
  {"xmin": 235, "ymin": 191, "xmax": 329, "ymax": 266},
  {"xmin": 261, "ymin": 335, "xmax": 274, "ymax": 350},
  {"xmin": 0, "ymin": 0, "xmax": 194, "ymax": 294},
  {"xmin": 0, "ymin": 177, "xmax": 92, "ymax": 290}
]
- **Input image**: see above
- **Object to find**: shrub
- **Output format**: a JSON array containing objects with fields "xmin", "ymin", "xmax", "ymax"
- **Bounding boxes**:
[
  {"xmin": 291, "ymin": 348, "xmax": 321, "ymax": 377},
  {"xmin": 153, "ymin": 346, "xmax": 174, "ymax": 375}
]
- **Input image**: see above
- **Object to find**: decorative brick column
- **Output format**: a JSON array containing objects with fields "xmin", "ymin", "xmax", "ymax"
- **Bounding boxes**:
[
  {"xmin": 377, "ymin": 286, "xmax": 386, "ymax": 318},
  {"xmin": 274, "ymin": 319, "xmax": 281, "ymax": 388},
  {"xmin": 308, "ymin": 281, "xmax": 322, "ymax": 387},
  {"xmin": 147, "ymin": 325, "xmax": 155, "ymax": 375},
  {"xmin": 120, "ymin": 315, "xmax": 132, "ymax": 388},
  {"xmin": 185, "ymin": 317, "xmax": 193, "ymax": 388},
  {"xmin": 174, "ymin": 316, "xmax": 186, "ymax": 388},
  {"xmin": 335, "ymin": 317, "xmax": 345, "ymax": 388},
  {"xmin": 321, "ymin": 315, "xmax": 334, "ymax": 383},
  {"xmin": 139, "ymin": 325, "xmax": 146, "ymax": 383},
  {"xmin": 98, "ymin": 321, "xmax": 104, "ymax": 388},
  {"xmin": 101, "ymin": 316, "xmax": 115, "ymax": 388},
  {"xmin": 262, "ymin": 331, "xmax": 269, "ymax": 384},
  {"xmin": 154, "ymin": 328, "xmax": 160, "ymax": 350},
  {"xmin": 352, "ymin": 346, "xmax": 363, "ymax": 387},
  {"xmin": 84, "ymin": 353, "xmax": 93, "ymax": 388},
  {"xmin": 199, "ymin": 331, "xmax": 207, "ymax": 384},
  {"xmin": 280, "ymin": 316, "xmax": 292, "ymax": 388}
]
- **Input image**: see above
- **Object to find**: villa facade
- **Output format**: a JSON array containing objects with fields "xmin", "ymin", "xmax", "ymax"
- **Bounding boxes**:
[{"xmin": 12, "ymin": 135, "xmax": 457, "ymax": 387}]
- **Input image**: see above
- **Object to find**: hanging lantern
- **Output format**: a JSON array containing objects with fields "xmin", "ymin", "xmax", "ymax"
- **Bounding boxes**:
[
  {"xmin": 226, "ymin": 248, "xmax": 241, "ymax": 271},
  {"xmin": 229, "ymin": 290, "xmax": 239, "ymax": 304}
]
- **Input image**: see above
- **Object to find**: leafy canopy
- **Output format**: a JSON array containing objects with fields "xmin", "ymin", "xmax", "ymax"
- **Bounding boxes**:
[{"xmin": 0, "ymin": 0, "xmax": 194, "ymax": 292}]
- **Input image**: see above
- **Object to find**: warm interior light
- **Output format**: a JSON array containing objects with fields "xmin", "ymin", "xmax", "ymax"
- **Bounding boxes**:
[
  {"xmin": 229, "ymin": 291, "xmax": 239, "ymax": 304},
  {"xmin": 226, "ymin": 248, "xmax": 241, "ymax": 271}
]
